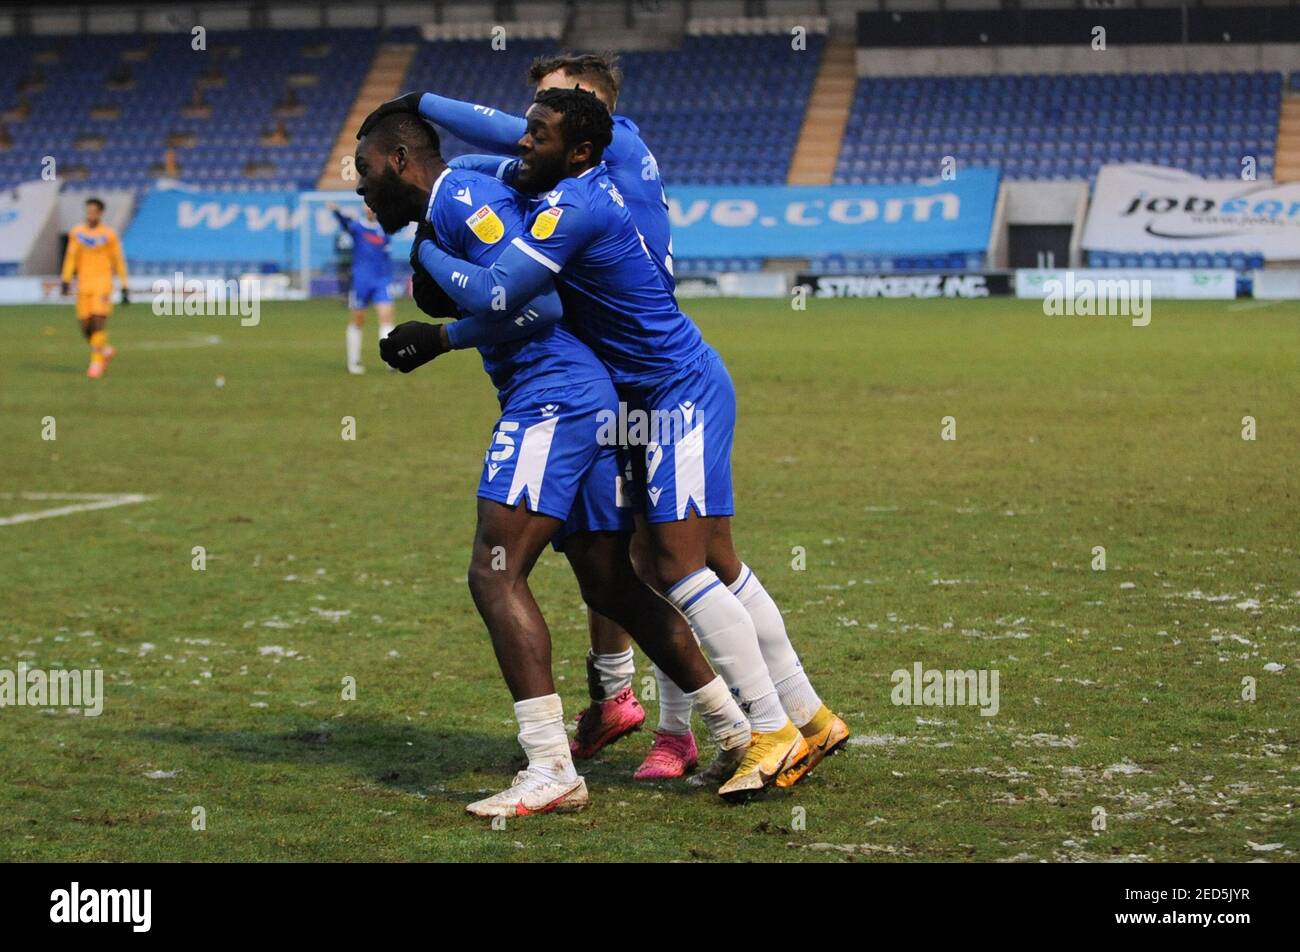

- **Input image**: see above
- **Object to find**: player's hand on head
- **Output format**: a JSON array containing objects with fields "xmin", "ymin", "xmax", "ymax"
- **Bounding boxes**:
[
  {"xmin": 379, "ymin": 320, "xmax": 447, "ymax": 373},
  {"xmin": 357, "ymin": 92, "xmax": 423, "ymax": 139}
]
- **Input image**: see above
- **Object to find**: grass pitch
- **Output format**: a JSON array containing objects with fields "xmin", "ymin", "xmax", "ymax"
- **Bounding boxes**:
[{"xmin": 1, "ymin": 296, "xmax": 1296, "ymax": 862}]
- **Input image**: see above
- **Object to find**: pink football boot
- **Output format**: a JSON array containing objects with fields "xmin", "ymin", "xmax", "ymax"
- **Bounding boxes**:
[
  {"xmin": 570, "ymin": 686, "xmax": 646, "ymax": 759},
  {"xmin": 633, "ymin": 730, "xmax": 699, "ymax": 780}
]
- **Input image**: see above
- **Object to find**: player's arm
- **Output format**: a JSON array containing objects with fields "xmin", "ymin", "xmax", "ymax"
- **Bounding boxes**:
[
  {"xmin": 382, "ymin": 281, "xmax": 563, "ymax": 372},
  {"xmin": 60, "ymin": 231, "xmax": 78, "ymax": 294},
  {"xmin": 111, "ymin": 231, "xmax": 129, "ymax": 302},
  {"xmin": 446, "ymin": 287, "xmax": 563, "ymax": 349},
  {"xmin": 358, "ymin": 92, "xmax": 526, "ymax": 155},
  {"xmin": 416, "ymin": 193, "xmax": 594, "ymax": 322},
  {"xmin": 448, "ymin": 154, "xmax": 520, "ymax": 186},
  {"xmin": 408, "ymin": 253, "xmax": 562, "ymax": 348}
]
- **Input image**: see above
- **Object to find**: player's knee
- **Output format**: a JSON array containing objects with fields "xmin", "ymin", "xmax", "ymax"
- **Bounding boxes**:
[
  {"xmin": 580, "ymin": 579, "xmax": 625, "ymax": 621},
  {"xmin": 466, "ymin": 554, "xmax": 506, "ymax": 602},
  {"xmin": 647, "ymin": 552, "xmax": 700, "ymax": 595},
  {"xmin": 628, "ymin": 534, "xmax": 655, "ymax": 588}
]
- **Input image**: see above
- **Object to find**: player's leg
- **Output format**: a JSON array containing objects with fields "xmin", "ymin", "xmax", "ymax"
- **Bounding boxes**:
[
  {"xmin": 561, "ymin": 449, "xmax": 649, "ymax": 759},
  {"xmin": 562, "ymin": 529, "xmax": 750, "ymax": 777},
  {"xmin": 465, "ymin": 500, "xmax": 591, "ymax": 819},
  {"xmin": 569, "ymin": 608, "xmax": 643, "ymax": 759},
  {"xmin": 345, "ymin": 286, "xmax": 367, "ymax": 374},
  {"xmin": 706, "ymin": 517, "xmax": 850, "ymax": 786},
  {"xmin": 467, "ymin": 498, "xmax": 562, "ymax": 702},
  {"xmin": 464, "ymin": 381, "xmax": 625, "ymax": 816},
  {"xmin": 624, "ymin": 520, "xmax": 699, "ymax": 777},
  {"xmin": 631, "ymin": 354, "xmax": 805, "ymax": 797},
  {"xmin": 81, "ymin": 312, "xmax": 109, "ymax": 379},
  {"xmin": 374, "ymin": 298, "xmax": 395, "ymax": 345},
  {"xmin": 463, "ymin": 498, "xmax": 588, "ymax": 818}
]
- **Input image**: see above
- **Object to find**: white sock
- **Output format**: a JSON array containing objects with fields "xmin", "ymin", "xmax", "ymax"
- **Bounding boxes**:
[
  {"xmin": 653, "ymin": 665, "xmax": 693, "ymax": 734},
  {"xmin": 513, "ymin": 693, "xmax": 576, "ymax": 783},
  {"xmin": 665, "ymin": 568, "xmax": 785, "ymax": 732},
  {"xmin": 729, "ymin": 564, "xmax": 824, "ymax": 728},
  {"xmin": 686, "ymin": 675, "xmax": 751, "ymax": 750},
  {"xmin": 590, "ymin": 648, "xmax": 635, "ymax": 700},
  {"xmin": 378, "ymin": 321, "xmax": 394, "ymax": 341},
  {"xmin": 346, "ymin": 323, "xmax": 362, "ymax": 369}
]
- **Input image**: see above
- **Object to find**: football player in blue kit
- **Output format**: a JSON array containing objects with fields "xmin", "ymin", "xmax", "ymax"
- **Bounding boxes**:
[
  {"xmin": 353, "ymin": 111, "xmax": 752, "ymax": 816},
  {"xmin": 329, "ymin": 202, "xmax": 396, "ymax": 374},
  {"xmin": 362, "ymin": 59, "xmax": 847, "ymax": 789},
  {"xmin": 400, "ymin": 87, "xmax": 849, "ymax": 798}
]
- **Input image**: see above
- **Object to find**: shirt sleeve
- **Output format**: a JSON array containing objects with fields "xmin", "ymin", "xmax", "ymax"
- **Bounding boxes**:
[
  {"xmin": 428, "ymin": 178, "xmax": 568, "ymax": 334},
  {"xmin": 418, "ymin": 93, "xmax": 527, "ymax": 155},
  {"xmin": 445, "ymin": 287, "xmax": 563, "ymax": 349},
  {"xmin": 604, "ymin": 123, "xmax": 638, "ymax": 166},
  {"xmin": 110, "ymin": 231, "xmax": 128, "ymax": 282},
  {"xmin": 60, "ymin": 229, "xmax": 79, "ymax": 282},
  {"xmin": 448, "ymin": 154, "xmax": 520, "ymax": 186}
]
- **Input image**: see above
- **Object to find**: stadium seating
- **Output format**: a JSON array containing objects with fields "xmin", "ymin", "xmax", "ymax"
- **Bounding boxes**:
[
  {"xmin": 401, "ymin": 34, "xmax": 824, "ymax": 186},
  {"xmin": 0, "ymin": 29, "xmax": 376, "ymax": 192},
  {"xmin": 808, "ymin": 252, "xmax": 986, "ymax": 275},
  {"xmin": 835, "ymin": 72, "xmax": 1282, "ymax": 186}
]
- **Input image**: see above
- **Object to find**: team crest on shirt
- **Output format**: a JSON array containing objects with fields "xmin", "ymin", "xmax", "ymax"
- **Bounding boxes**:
[
  {"xmin": 531, "ymin": 206, "xmax": 563, "ymax": 239},
  {"xmin": 465, "ymin": 205, "xmax": 504, "ymax": 244}
]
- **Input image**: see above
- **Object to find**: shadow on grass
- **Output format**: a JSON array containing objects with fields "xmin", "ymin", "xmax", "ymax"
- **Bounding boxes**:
[{"xmin": 137, "ymin": 717, "xmax": 700, "ymax": 806}]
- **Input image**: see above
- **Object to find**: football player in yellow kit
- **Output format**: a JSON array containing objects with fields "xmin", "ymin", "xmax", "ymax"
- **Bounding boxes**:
[{"xmin": 60, "ymin": 197, "xmax": 129, "ymax": 379}]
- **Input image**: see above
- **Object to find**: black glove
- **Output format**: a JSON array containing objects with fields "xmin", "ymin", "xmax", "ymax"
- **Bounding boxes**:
[
  {"xmin": 411, "ymin": 267, "xmax": 459, "ymax": 319},
  {"xmin": 380, "ymin": 320, "xmax": 447, "ymax": 373},
  {"xmin": 410, "ymin": 221, "xmax": 436, "ymax": 270},
  {"xmin": 357, "ymin": 91, "xmax": 423, "ymax": 140},
  {"xmin": 120, "ymin": 287, "xmax": 130, "ymax": 305},
  {"xmin": 60, "ymin": 281, "xmax": 71, "ymax": 296}
]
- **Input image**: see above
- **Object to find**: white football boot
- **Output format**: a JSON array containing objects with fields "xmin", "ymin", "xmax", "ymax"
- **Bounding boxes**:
[{"xmin": 466, "ymin": 769, "xmax": 589, "ymax": 818}]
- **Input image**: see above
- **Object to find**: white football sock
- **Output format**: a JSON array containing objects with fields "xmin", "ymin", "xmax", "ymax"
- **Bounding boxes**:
[
  {"xmin": 514, "ymin": 693, "xmax": 576, "ymax": 783},
  {"xmin": 686, "ymin": 675, "xmax": 751, "ymax": 751},
  {"xmin": 345, "ymin": 323, "xmax": 362, "ymax": 369},
  {"xmin": 378, "ymin": 321, "xmax": 394, "ymax": 341},
  {"xmin": 665, "ymin": 568, "xmax": 785, "ymax": 732},
  {"xmin": 653, "ymin": 665, "xmax": 693, "ymax": 734},
  {"xmin": 729, "ymin": 563, "xmax": 824, "ymax": 728},
  {"xmin": 590, "ymin": 648, "xmax": 635, "ymax": 700}
]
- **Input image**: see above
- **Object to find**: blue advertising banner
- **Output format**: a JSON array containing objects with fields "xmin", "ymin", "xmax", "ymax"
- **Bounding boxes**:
[
  {"xmin": 666, "ymin": 168, "xmax": 1000, "ymax": 258},
  {"xmin": 125, "ymin": 187, "xmax": 414, "ymax": 268},
  {"xmin": 126, "ymin": 172, "xmax": 1000, "ymax": 269}
]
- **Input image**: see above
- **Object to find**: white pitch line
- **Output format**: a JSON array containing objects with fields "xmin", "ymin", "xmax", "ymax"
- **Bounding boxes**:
[
  {"xmin": 0, "ymin": 492, "xmax": 155, "ymax": 527},
  {"xmin": 130, "ymin": 333, "xmax": 223, "ymax": 351}
]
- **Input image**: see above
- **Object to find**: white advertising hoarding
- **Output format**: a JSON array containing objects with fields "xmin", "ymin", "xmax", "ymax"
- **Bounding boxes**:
[{"xmin": 1082, "ymin": 165, "xmax": 1300, "ymax": 261}]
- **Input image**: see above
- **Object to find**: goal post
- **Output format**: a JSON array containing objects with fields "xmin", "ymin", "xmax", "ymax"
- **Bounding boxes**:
[{"xmin": 295, "ymin": 190, "xmax": 416, "ymax": 298}]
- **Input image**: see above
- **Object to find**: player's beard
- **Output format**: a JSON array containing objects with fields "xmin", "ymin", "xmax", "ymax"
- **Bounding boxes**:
[
  {"xmin": 516, "ymin": 151, "xmax": 567, "ymax": 194},
  {"xmin": 368, "ymin": 166, "xmax": 424, "ymax": 234}
]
